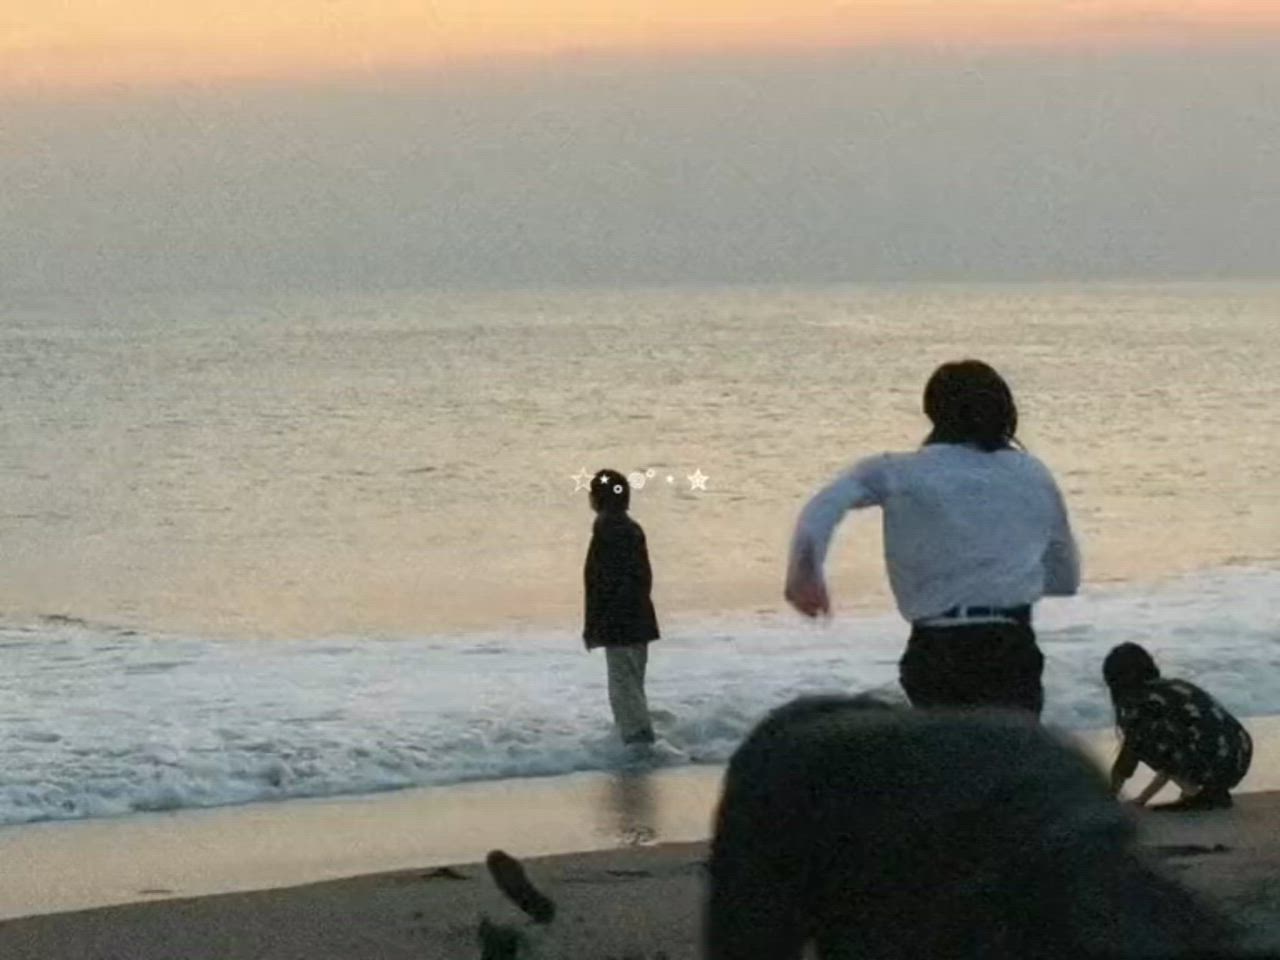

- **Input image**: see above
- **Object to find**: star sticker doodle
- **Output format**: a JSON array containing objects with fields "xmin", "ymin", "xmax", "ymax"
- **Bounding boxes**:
[
  {"xmin": 570, "ymin": 468, "xmax": 592, "ymax": 492},
  {"xmin": 687, "ymin": 468, "xmax": 709, "ymax": 491}
]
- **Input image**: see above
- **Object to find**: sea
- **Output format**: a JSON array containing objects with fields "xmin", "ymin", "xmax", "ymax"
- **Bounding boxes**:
[{"xmin": 1, "ymin": 281, "xmax": 1278, "ymax": 826}]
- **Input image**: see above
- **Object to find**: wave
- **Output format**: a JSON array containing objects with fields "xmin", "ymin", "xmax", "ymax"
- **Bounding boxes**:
[{"xmin": 0, "ymin": 566, "xmax": 1277, "ymax": 826}]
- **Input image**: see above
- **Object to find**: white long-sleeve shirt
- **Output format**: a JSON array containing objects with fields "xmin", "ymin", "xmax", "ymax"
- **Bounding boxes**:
[{"xmin": 788, "ymin": 443, "xmax": 1080, "ymax": 623}]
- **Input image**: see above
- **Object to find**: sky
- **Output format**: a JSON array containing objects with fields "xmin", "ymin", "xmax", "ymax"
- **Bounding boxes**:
[
  {"xmin": 5, "ymin": 1, "xmax": 1280, "ymax": 90},
  {"xmin": 3, "ymin": 2, "xmax": 1280, "ymax": 291}
]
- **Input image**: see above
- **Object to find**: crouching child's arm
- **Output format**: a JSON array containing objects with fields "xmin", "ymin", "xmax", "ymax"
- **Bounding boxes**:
[{"xmin": 1109, "ymin": 741, "xmax": 1138, "ymax": 797}]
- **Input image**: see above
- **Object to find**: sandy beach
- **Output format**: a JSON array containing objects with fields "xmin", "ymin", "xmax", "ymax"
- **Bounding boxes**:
[
  {"xmin": 8, "ymin": 16, "xmax": 1280, "ymax": 956},
  {"xmin": 1, "ymin": 802, "xmax": 1280, "ymax": 959},
  {"xmin": 1, "ymin": 720, "xmax": 1280, "ymax": 958}
]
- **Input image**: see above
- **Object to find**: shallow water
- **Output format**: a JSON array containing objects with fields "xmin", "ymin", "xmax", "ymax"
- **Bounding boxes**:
[
  {"xmin": 2, "ymin": 282, "xmax": 1278, "ymax": 635},
  {"xmin": 1, "ymin": 281, "xmax": 1278, "ymax": 824},
  {"xmin": 0, "ymin": 567, "xmax": 1277, "ymax": 825}
]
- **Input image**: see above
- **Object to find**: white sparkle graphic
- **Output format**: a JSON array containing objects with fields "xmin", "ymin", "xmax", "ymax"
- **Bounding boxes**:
[
  {"xmin": 570, "ymin": 468, "xmax": 592, "ymax": 492},
  {"xmin": 645, "ymin": 468, "xmax": 656, "ymax": 478},
  {"xmin": 687, "ymin": 469, "xmax": 709, "ymax": 491},
  {"xmin": 666, "ymin": 476, "xmax": 674, "ymax": 484},
  {"xmin": 628, "ymin": 470, "xmax": 647, "ymax": 490},
  {"xmin": 613, "ymin": 484, "xmax": 623, "ymax": 494}
]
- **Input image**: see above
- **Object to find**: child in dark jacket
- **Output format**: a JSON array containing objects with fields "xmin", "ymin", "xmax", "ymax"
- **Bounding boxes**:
[{"xmin": 583, "ymin": 469, "xmax": 660, "ymax": 747}]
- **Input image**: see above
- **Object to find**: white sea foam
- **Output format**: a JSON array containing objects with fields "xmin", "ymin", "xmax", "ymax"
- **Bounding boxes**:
[{"xmin": 0, "ymin": 565, "xmax": 1277, "ymax": 826}]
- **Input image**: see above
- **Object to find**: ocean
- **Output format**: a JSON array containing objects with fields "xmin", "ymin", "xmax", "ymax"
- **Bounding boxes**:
[{"xmin": 1, "ymin": 282, "xmax": 1278, "ymax": 825}]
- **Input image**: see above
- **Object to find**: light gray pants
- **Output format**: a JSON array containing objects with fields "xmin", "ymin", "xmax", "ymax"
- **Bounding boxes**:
[{"xmin": 605, "ymin": 644, "xmax": 654, "ymax": 745}]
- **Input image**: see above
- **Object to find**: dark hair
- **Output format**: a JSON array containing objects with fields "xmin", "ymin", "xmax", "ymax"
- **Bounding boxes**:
[
  {"xmin": 923, "ymin": 359, "xmax": 1019, "ymax": 452},
  {"xmin": 706, "ymin": 700, "xmax": 1237, "ymax": 959},
  {"xmin": 1103, "ymin": 643, "xmax": 1160, "ymax": 700},
  {"xmin": 589, "ymin": 469, "xmax": 630, "ymax": 513}
]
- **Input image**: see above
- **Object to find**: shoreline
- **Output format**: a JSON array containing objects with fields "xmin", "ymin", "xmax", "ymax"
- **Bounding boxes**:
[
  {"xmin": 3, "ymin": 718, "xmax": 1280, "ymax": 924},
  {"xmin": 0, "ymin": 763, "xmax": 723, "ymax": 922},
  {"xmin": 4, "ymin": 566, "xmax": 1277, "ymax": 836},
  {"xmin": 6, "ymin": 558, "xmax": 1277, "ymax": 643}
]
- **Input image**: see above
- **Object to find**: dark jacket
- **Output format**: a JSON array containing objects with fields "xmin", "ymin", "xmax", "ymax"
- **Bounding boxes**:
[{"xmin": 582, "ymin": 511, "xmax": 659, "ymax": 649}]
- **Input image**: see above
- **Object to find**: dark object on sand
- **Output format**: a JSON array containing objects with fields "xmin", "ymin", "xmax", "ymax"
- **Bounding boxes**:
[
  {"xmin": 1152, "ymin": 843, "xmax": 1232, "ymax": 858},
  {"xmin": 705, "ymin": 695, "xmax": 1242, "ymax": 959},
  {"xmin": 477, "ymin": 849, "xmax": 559, "ymax": 959},
  {"xmin": 421, "ymin": 866, "xmax": 469, "ymax": 881},
  {"xmin": 477, "ymin": 916, "xmax": 525, "ymax": 960},
  {"xmin": 486, "ymin": 849, "xmax": 557, "ymax": 924}
]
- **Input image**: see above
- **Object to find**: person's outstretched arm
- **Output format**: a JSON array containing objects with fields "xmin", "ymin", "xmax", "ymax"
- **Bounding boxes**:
[
  {"xmin": 1109, "ymin": 742, "xmax": 1138, "ymax": 796},
  {"xmin": 785, "ymin": 456, "xmax": 890, "ymax": 617},
  {"xmin": 1042, "ymin": 479, "xmax": 1080, "ymax": 596},
  {"xmin": 1132, "ymin": 771, "xmax": 1172, "ymax": 807}
]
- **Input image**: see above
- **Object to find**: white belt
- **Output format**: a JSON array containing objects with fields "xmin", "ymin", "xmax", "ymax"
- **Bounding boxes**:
[{"xmin": 915, "ymin": 614, "xmax": 1022, "ymax": 627}]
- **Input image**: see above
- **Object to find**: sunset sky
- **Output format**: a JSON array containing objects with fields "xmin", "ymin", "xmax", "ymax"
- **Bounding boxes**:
[
  {"xmin": 4, "ymin": 3, "xmax": 1279, "ymax": 291},
  {"xmin": 5, "ymin": 0, "xmax": 1280, "ymax": 90}
]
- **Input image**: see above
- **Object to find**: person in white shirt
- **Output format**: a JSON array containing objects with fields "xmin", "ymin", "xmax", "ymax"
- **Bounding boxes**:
[{"xmin": 785, "ymin": 359, "xmax": 1079, "ymax": 716}]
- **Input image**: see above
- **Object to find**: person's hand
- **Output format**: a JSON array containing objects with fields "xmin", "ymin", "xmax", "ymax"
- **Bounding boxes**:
[{"xmin": 785, "ymin": 573, "xmax": 831, "ymax": 619}]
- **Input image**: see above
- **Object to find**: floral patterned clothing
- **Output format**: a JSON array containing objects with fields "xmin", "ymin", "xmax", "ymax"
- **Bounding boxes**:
[{"xmin": 1117, "ymin": 678, "xmax": 1252, "ymax": 789}]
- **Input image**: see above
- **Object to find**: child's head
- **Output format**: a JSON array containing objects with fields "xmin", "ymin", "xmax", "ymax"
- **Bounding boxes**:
[
  {"xmin": 1103, "ymin": 643, "xmax": 1160, "ymax": 700},
  {"xmin": 923, "ymin": 359, "xmax": 1019, "ymax": 452},
  {"xmin": 589, "ymin": 469, "xmax": 630, "ymax": 514}
]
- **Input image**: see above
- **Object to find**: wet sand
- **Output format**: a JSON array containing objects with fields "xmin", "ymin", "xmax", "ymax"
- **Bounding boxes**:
[
  {"xmin": 1, "ymin": 799, "xmax": 1279, "ymax": 959},
  {"xmin": 1, "ymin": 720, "xmax": 1279, "ymax": 957},
  {"xmin": 0, "ymin": 764, "xmax": 723, "ymax": 922}
]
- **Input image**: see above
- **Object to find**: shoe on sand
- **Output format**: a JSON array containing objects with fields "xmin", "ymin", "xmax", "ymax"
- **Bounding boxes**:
[
  {"xmin": 1150, "ymin": 789, "xmax": 1233, "ymax": 813},
  {"xmin": 485, "ymin": 850, "xmax": 556, "ymax": 924}
]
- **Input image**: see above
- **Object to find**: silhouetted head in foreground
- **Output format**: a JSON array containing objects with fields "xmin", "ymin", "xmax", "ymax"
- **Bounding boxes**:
[
  {"xmin": 923, "ymin": 359, "xmax": 1019, "ymax": 451},
  {"xmin": 705, "ymin": 696, "xmax": 1238, "ymax": 960},
  {"xmin": 589, "ymin": 469, "xmax": 630, "ymax": 514}
]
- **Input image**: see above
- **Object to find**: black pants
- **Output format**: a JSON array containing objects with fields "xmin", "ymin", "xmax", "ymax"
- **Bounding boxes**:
[{"xmin": 899, "ymin": 621, "xmax": 1044, "ymax": 717}]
